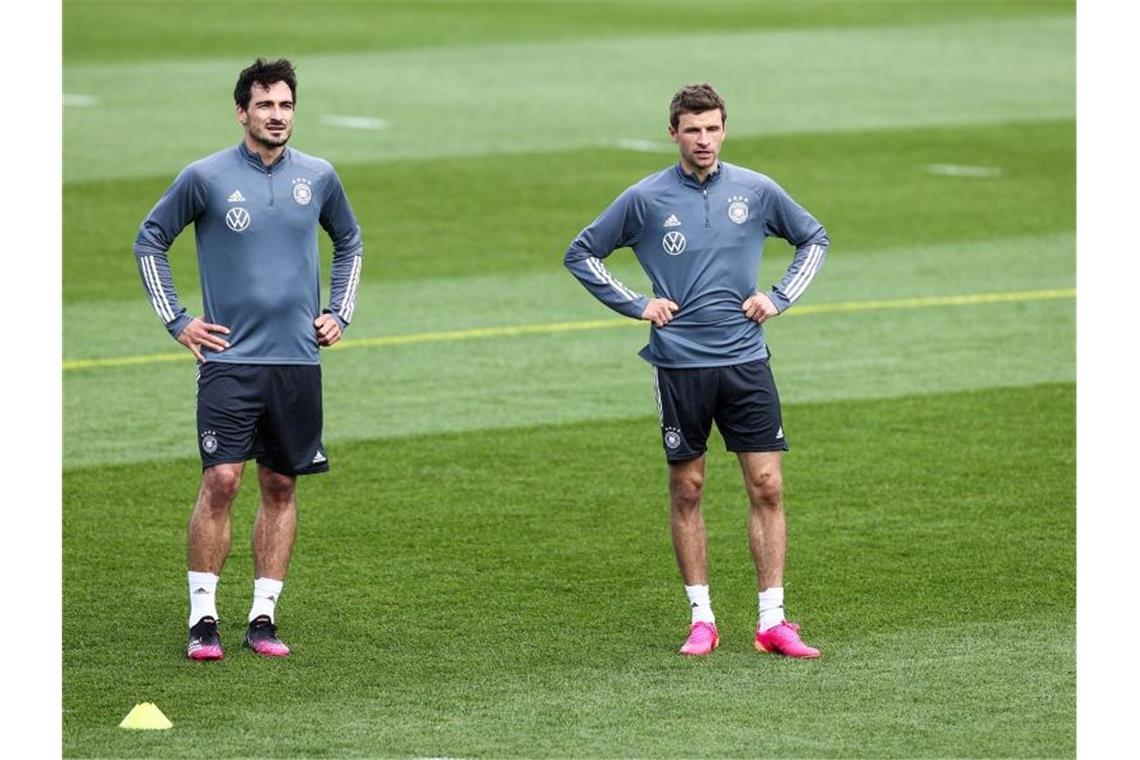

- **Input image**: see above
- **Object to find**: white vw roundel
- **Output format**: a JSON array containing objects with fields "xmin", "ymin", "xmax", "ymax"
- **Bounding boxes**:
[
  {"xmin": 662, "ymin": 230, "xmax": 687, "ymax": 255},
  {"xmin": 225, "ymin": 206, "xmax": 251, "ymax": 232}
]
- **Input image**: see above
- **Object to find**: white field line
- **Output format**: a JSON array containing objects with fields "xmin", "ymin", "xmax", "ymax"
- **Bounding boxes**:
[
  {"xmin": 320, "ymin": 115, "xmax": 387, "ymax": 130},
  {"xmin": 612, "ymin": 138, "xmax": 674, "ymax": 152},
  {"xmin": 923, "ymin": 163, "xmax": 1003, "ymax": 178},
  {"xmin": 64, "ymin": 94, "xmax": 99, "ymax": 107},
  {"xmin": 63, "ymin": 288, "xmax": 1075, "ymax": 372}
]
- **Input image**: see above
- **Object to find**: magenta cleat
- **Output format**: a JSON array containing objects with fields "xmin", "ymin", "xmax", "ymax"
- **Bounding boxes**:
[
  {"xmin": 679, "ymin": 621, "xmax": 719, "ymax": 656},
  {"xmin": 244, "ymin": 615, "xmax": 290, "ymax": 657},
  {"xmin": 187, "ymin": 616, "xmax": 224, "ymax": 661},
  {"xmin": 754, "ymin": 621, "xmax": 820, "ymax": 659}
]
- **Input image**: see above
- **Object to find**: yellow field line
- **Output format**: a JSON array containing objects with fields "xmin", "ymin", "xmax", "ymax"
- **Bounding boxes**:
[{"xmin": 62, "ymin": 288, "xmax": 1075, "ymax": 372}]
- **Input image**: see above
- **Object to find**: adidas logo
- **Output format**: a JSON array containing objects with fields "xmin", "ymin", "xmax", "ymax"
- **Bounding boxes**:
[
  {"xmin": 193, "ymin": 587, "xmax": 210, "ymax": 594},
  {"xmin": 776, "ymin": 426, "xmax": 784, "ymax": 439},
  {"xmin": 312, "ymin": 450, "xmax": 327, "ymax": 464},
  {"xmin": 227, "ymin": 190, "xmax": 246, "ymax": 202},
  {"xmin": 664, "ymin": 214, "xmax": 682, "ymax": 228}
]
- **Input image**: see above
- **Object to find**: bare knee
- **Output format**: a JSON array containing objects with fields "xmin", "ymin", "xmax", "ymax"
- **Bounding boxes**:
[
  {"xmin": 202, "ymin": 466, "xmax": 242, "ymax": 501},
  {"xmin": 259, "ymin": 469, "xmax": 296, "ymax": 510},
  {"xmin": 199, "ymin": 465, "xmax": 243, "ymax": 513},
  {"xmin": 670, "ymin": 470, "xmax": 705, "ymax": 513},
  {"xmin": 746, "ymin": 468, "xmax": 784, "ymax": 510}
]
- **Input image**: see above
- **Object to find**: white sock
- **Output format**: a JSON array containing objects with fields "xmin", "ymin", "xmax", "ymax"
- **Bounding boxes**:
[
  {"xmin": 684, "ymin": 584, "xmax": 715, "ymax": 624},
  {"xmin": 188, "ymin": 571, "xmax": 219, "ymax": 627},
  {"xmin": 758, "ymin": 586, "xmax": 785, "ymax": 631},
  {"xmin": 249, "ymin": 577, "xmax": 284, "ymax": 623}
]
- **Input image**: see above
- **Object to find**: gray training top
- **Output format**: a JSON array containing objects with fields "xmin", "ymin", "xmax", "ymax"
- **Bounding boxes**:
[
  {"xmin": 133, "ymin": 141, "xmax": 364, "ymax": 365},
  {"xmin": 564, "ymin": 161, "xmax": 828, "ymax": 368}
]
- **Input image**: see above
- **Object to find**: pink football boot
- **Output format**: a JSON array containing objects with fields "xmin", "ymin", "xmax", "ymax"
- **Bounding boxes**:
[
  {"xmin": 754, "ymin": 621, "xmax": 820, "ymax": 658},
  {"xmin": 244, "ymin": 615, "xmax": 290, "ymax": 657},
  {"xmin": 679, "ymin": 621, "xmax": 719, "ymax": 655},
  {"xmin": 187, "ymin": 616, "xmax": 224, "ymax": 661}
]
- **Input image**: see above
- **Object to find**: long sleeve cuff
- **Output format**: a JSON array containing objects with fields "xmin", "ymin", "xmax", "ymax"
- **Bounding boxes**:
[
  {"xmin": 165, "ymin": 312, "xmax": 193, "ymax": 340},
  {"xmin": 323, "ymin": 309, "xmax": 348, "ymax": 332}
]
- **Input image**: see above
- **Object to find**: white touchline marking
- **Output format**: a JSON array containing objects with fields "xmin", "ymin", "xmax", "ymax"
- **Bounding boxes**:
[
  {"xmin": 64, "ymin": 94, "xmax": 99, "ymax": 107},
  {"xmin": 922, "ymin": 163, "xmax": 1003, "ymax": 178},
  {"xmin": 613, "ymin": 138, "xmax": 674, "ymax": 152},
  {"xmin": 320, "ymin": 115, "xmax": 387, "ymax": 130}
]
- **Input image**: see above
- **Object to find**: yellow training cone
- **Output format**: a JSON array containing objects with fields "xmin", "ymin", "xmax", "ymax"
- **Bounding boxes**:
[{"xmin": 119, "ymin": 702, "xmax": 173, "ymax": 730}]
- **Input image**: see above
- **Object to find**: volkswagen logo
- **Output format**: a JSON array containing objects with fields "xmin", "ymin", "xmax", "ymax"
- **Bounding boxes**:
[
  {"xmin": 662, "ymin": 230, "xmax": 687, "ymax": 255},
  {"xmin": 225, "ymin": 207, "xmax": 251, "ymax": 232}
]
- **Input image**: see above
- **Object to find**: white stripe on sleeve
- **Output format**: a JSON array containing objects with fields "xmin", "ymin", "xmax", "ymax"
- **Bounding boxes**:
[
  {"xmin": 140, "ymin": 255, "xmax": 174, "ymax": 322},
  {"xmin": 586, "ymin": 256, "xmax": 638, "ymax": 301},
  {"xmin": 338, "ymin": 255, "xmax": 362, "ymax": 323},
  {"xmin": 785, "ymin": 244, "xmax": 825, "ymax": 302},
  {"xmin": 148, "ymin": 256, "xmax": 177, "ymax": 321}
]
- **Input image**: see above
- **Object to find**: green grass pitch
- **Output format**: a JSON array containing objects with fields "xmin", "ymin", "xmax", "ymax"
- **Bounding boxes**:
[{"xmin": 63, "ymin": 1, "xmax": 1075, "ymax": 756}]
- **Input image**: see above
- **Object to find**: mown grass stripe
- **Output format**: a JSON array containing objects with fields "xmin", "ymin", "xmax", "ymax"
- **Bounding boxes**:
[{"xmin": 62, "ymin": 288, "xmax": 1074, "ymax": 372}]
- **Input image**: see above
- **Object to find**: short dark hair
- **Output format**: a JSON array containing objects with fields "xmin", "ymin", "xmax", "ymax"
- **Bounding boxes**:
[
  {"xmin": 669, "ymin": 83, "xmax": 726, "ymax": 128},
  {"xmin": 234, "ymin": 58, "xmax": 297, "ymax": 110}
]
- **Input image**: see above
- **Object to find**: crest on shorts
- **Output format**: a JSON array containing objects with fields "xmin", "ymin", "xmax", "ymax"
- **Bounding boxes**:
[
  {"xmin": 662, "ymin": 231, "xmax": 687, "ymax": 256},
  {"xmin": 292, "ymin": 177, "xmax": 313, "ymax": 206},
  {"xmin": 663, "ymin": 426, "xmax": 683, "ymax": 450},
  {"xmin": 201, "ymin": 430, "xmax": 219, "ymax": 454},
  {"xmin": 727, "ymin": 196, "xmax": 749, "ymax": 224},
  {"xmin": 225, "ymin": 207, "xmax": 250, "ymax": 232}
]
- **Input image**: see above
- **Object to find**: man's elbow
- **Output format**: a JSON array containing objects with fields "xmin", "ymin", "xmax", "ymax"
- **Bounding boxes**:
[
  {"xmin": 813, "ymin": 225, "xmax": 830, "ymax": 249},
  {"xmin": 563, "ymin": 243, "xmax": 586, "ymax": 269}
]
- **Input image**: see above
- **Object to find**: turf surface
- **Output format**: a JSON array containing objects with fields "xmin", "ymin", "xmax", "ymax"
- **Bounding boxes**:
[
  {"xmin": 63, "ymin": 384, "xmax": 1074, "ymax": 757},
  {"xmin": 62, "ymin": 1, "xmax": 1076, "ymax": 756}
]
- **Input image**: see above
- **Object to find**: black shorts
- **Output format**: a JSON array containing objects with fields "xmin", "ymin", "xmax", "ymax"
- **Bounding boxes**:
[
  {"xmin": 652, "ymin": 358, "xmax": 788, "ymax": 463},
  {"xmin": 196, "ymin": 362, "xmax": 329, "ymax": 475}
]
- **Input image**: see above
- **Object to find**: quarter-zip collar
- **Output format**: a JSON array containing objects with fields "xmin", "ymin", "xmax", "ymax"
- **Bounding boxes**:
[
  {"xmin": 674, "ymin": 161, "xmax": 723, "ymax": 189},
  {"xmin": 237, "ymin": 140, "xmax": 289, "ymax": 174}
]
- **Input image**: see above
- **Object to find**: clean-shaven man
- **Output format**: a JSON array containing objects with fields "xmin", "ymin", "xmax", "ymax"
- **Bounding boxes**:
[{"xmin": 564, "ymin": 83, "xmax": 828, "ymax": 657}]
